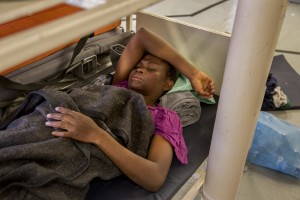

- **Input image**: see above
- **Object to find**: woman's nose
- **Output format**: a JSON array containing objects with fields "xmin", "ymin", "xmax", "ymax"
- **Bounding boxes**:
[{"xmin": 135, "ymin": 67, "xmax": 145, "ymax": 73}]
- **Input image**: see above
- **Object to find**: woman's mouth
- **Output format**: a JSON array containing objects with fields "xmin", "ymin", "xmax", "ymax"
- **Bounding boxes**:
[{"xmin": 131, "ymin": 76, "xmax": 142, "ymax": 81}]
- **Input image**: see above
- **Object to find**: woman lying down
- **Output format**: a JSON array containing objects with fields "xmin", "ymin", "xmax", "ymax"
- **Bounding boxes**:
[{"xmin": 0, "ymin": 27, "xmax": 214, "ymax": 199}]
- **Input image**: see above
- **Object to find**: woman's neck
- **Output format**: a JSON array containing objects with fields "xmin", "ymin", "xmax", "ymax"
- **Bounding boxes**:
[
  {"xmin": 143, "ymin": 95, "xmax": 158, "ymax": 106},
  {"xmin": 128, "ymin": 88, "xmax": 160, "ymax": 106}
]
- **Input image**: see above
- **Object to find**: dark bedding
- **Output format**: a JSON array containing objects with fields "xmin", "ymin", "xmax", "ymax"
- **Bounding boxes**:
[{"xmin": 0, "ymin": 85, "xmax": 154, "ymax": 200}]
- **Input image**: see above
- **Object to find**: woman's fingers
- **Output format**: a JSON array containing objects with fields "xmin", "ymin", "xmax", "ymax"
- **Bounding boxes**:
[
  {"xmin": 46, "ymin": 113, "xmax": 68, "ymax": 121},
  {"xmin": 51, "ymin": 131, "xmax": 70, "ymax": 137},
  {"xmin": 55, "ymin": 106, "xmax": 72, "ymax": 114},
  {"xmin": 191, "ymin": 70, "xmax": 215, "ymax": 98},
  {"xmin": 46, "ymin": 107, "xmax": 79, "ymax": 131},
  {"xmin": 55, "ymin": 107, "xmax": 80, "ymax": 119},
  {"xmin": 45, "ymin": 107, "xmax": 100, "ymax": 142},
  {"xmin": 45, "ymin": 119, "xmax": 73, "ymax": 131},
  {"xmin": 45, "ymin": 120, "xmax": 70, "ymax": 137},
  {"xmin": 47, "ymin": 107, "xmax": 79, "ymax": 122},
  {"xmin": 207, "ymin": 79, "xmax": 215, "ymax": 94},
  {"xmin": 198, "ymin": 80, "xmax": 214, "ymax": 98}
]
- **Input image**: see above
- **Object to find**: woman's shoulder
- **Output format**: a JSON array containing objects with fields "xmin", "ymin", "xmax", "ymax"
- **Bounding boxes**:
[
  {"xmin": 113, "ymin": 80, "xmax": 128, "ymax": 88},
  {"xmin": 147, "ymin": 105, "xmax": 182, "ymax": 136},
  {"xmin": 148, "ymin": 105, "xmax": 187, "ymax": 164},
  {"xmin": 148, "ymin": 105, "xmax": 178, "ymax": 117}
]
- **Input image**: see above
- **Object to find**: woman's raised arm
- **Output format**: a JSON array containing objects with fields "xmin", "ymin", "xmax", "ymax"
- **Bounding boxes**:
[{"xmin": 113, "ymin": 27, "xmax": 215, "ymax": 98}]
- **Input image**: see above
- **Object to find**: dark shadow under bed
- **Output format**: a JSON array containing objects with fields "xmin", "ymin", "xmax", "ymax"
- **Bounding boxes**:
[{"xmin": 86, "ymin": 96, "xmax": 219, "ymax": 200}]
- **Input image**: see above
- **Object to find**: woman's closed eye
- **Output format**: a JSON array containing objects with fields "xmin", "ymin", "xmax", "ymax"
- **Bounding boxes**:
[
  {"xmin": 147, "ymin": 66, "xmax": 156, "ymax": 71},
  {"xmin": 134, "ymin": 64, "xmax": 156, "ymax": 71}
]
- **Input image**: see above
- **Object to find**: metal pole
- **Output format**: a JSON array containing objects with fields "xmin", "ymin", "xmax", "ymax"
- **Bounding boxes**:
[{"xmin": 201, "ymin": 0, "xmax": 288, "ymax": 199}]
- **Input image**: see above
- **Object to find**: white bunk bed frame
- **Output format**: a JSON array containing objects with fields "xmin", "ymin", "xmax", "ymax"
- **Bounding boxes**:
[{"xmin": 0, "ymin": 0, "xmax": 160, "ymax": 74}]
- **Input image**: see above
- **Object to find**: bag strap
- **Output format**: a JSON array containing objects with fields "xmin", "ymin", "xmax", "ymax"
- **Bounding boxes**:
[
  {"xmin": 69, "ymin": 33, "xmax": 94, "ymax": 68},
  {"xmin": 0, "ymin": 33, "xmax": 94, "ymax": 91},
  {"xmin": 34, "ymin": 33, "xmax": 95, "ymax": 84}
]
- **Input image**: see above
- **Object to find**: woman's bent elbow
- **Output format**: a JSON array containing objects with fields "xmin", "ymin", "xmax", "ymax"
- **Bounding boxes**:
[{"xmin": 145, "ymin": 176, "xmax": 166, "ymax": 192}]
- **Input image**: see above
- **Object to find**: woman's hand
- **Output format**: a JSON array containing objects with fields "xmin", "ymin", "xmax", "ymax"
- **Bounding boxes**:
[
  {"xmin": 190, "ymin": 71, "xmax": 215, "ymax": 99},
  {"xmin": 45, "ymin": 107, "xmax": 102, "ymax": 144}
]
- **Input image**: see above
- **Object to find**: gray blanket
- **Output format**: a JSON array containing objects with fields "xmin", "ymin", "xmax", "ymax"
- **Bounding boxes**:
[
  {"xmin": 0, "ymin": 85, "xmax": 154, "ymax": 200},
  {"xmin": 159, "ymin": 91, "xmax": 201, "ymax": 127}
]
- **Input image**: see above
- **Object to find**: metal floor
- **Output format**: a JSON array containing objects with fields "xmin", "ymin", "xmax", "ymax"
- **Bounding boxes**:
[{"xmin": 141, "ymin": 0, "xmax": 300, "ymax": 199}]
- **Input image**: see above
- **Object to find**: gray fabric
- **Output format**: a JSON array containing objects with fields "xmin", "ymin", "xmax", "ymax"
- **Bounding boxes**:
[
  {"xmin": 159, "ymin": 91, "xmax": 201, "ymax": 127},
  {"xmin": 0, "ymin": 85, "xmax": 154, "ymax": 200}
]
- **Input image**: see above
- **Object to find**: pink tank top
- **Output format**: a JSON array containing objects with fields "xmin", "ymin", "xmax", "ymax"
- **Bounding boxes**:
[{"xmin": 115, "ymin": 80, "xmax": 188, "ymax": 164}]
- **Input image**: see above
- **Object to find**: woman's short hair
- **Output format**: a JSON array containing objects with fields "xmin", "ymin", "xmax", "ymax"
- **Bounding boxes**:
[{"xmin": 167, "ymin": 63, "xmax": 178, "ymax": 83}]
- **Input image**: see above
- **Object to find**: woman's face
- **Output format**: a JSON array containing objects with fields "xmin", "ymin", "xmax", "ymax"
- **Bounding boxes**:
[{"xmin": 128, "ymin": 54, "xmax": 172, "ymax": 98}]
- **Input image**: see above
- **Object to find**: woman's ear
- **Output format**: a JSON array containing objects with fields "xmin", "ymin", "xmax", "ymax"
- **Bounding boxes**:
[{"xmin": 163, "ymin": 79, "xmax": 175, "ymax": 91}]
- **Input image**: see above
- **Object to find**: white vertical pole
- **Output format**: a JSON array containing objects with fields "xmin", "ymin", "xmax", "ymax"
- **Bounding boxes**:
[
  {"xmin": 201, "ymin": 0, "xmax": 288, "ymax": 200},
  {"xmin": 126, "ymin": 14, "xmax": 133, "ymax": 32}
]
